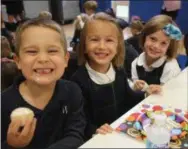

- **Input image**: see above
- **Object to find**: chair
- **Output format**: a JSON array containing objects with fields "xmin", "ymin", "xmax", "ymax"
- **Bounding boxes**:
[{"xmin": 177, "ymin": 55, "xmax": 188, "ymax": 70}]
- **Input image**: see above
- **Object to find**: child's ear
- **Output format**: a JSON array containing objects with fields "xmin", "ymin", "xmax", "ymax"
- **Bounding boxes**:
[
  {"xmin": 13, "ymin": 54, "xmax": 21, "ymax": 70},
  {"xmin": 64, "ymin": 52, "xmax": 70, "ymax": 68}
]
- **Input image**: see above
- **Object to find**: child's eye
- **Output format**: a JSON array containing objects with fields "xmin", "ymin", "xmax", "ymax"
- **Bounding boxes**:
[
  {"xmin": 90, "ymin": 38, "xmax": 98, "ymax": 42},
  {"xmin": 150, "ymin": 37, "xmax": 156, "ymax": 42},
  {"xmin": 161, "ymin": 42, "xmax": 168, "ymax": 46},
  {"xmin": 48, "ymin": 49, "xmax": 58, "ymax": 53},
  {"xmin": 106, "ymin": 39, "xmax": 114, "ymax": 42},
  {"xmin": 26, "ymin": 50, "xmax": 37, "ymax": 54}
]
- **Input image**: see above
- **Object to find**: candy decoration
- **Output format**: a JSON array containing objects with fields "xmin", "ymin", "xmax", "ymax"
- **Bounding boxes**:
[
  {"xmin": 169, "ymin": 115, "xmax": 176, "ymax": 121},
  {"xmin": 127, "ymin": 128, "xmax": 141, "ymax": 138},
  {"xmin": 137, "ymin": 113, "xmax": 147, "ymax": 122},
  {"xmin": 171, "ymin": 128, "xmax": 182, "ymax": 136},
  {"xmin": 167, "ymin": 118, "xmax": 182, "ymax": 128},
  {"xmin": 141, "ymin": 130, "xmax": 147, "ymax": 136},
  {"xmin": 164, "ymin": 110, "xmax": 173, "ymax": 117},
  {"xmin": 181, "ymin": 121, "xmax": 187, "ymax": 127},
  {"xmin": 133, "ymin": 121, "xmax": 142, "ymax": 130},
  {"xmin": 142, "ymin": 104, "xmax": 150, "ymax": 109},
  {"xmin": 127, "ymin": 116, "xmax": 135, "ymax": 122},
  {"xmin": 175, "ymin": 115, "xmax": 184, "ymax": 123},
  {"xmin": 127, "ymin": 122, "xmax": 133, "ymax": 125},
  {"xmin": 169, "ymin": 139, "xmax": 182, "ymax": 148},
  {"xmin": 152, "ymin": 105, "xmax": 163, "ymax": 111},
  {"xmin": 184, "ymin": 113, "xmax": 188, "ymax": 119},
  {"xmin": 180, "ymin": 131, "xmax": 187, "ymax": 138},
  {"xmin": 130, "ymin": 113, "xmax": 141, "ymax": 120},
  {"xmin": 142, "ymin": 118, "xmax": 151, "ymax": 129},
  {"xmin": 182, "ymin": 123, "xmax": 188, "ymax": 131},
  {"xmin": 119, "ymin": 123, "xmax": 127, "ymax": 130},
  {"xmin": 175, "ymin": 108, "xmax": 182, "ymax": 113},
  {"xmin": 146, "ymin": 111, "xmax": 154, "ymax": 119},
  {"xmin": 171, "ymin": 135, "xmax": 178, "ymax": 140},
  {"xmin": 141, "ymin": 109, "xmax": 147, "ymax": 113}
]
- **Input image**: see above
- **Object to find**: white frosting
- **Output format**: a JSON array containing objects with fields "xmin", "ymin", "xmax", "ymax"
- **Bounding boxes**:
[
  {"xmin": 11, "ymin": 107, "xmax": 34, "ymax": 126},
  {"xmin": 141, "ymin": 82, "xmax": 149, "ymax": 92}
]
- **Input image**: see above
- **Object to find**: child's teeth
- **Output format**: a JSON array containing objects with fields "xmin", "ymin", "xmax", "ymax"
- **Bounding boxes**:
[{"xmin": 36, "ymin": 69, "xmax": 51, "ymax": 73}]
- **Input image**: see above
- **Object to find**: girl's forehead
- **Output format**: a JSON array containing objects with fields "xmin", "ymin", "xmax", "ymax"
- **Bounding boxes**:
[
  {"xmin": 149, "ymin": 30, "xmax": 170, "ymax": 40},
  {"xmin": 86, "ymin": 20, "xmax": 119, "ymax": 36},
  {"xmin": 88, "ymin": 19, "xmax": 115, "ymax": 26}
]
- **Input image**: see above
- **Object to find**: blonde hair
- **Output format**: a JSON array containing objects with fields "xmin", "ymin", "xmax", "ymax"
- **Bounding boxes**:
[
  {"xmin": 140, "ymin": 15, "xmax": 180, "ymax": 59},
  {"xmin": 83, "ymin": 0, "xmax": 98, "ymax": 11},
  {"xmin": 1, "ymin": 36, "xmax": 11, "ymax": 58},
  {"xmin": 15, "ymin": 18, "xmax": 67, "ymax": 56},
  {"xmin": 78, "ymin": 12, "xmax": 125, "ymax": 68},
  {"xmin": 177, "ymin": 35, "xmax": 186, "ymax": 55},
  {"xmin": 38, "ymin": 11, "xmax": 52, "ymax": 20}
]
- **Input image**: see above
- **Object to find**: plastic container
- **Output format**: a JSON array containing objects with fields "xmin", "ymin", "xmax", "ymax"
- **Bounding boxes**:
[{"xmin": 146, "ymin": 113, "xmax": 170, "ymax": 148}]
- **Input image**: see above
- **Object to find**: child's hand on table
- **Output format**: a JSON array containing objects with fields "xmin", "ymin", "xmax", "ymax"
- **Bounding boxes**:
[{"xmin": 96, "ymin": 123, "xmax": 114, "ymax": 135}]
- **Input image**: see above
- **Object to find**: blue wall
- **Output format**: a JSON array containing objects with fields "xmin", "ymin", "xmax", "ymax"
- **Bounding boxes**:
[
  {"xmin": 96, "ymin": 0, "xmax": 111, "ymax": 12},
  {"xmin": 80, "ymin": 0, "xmax": 188, "ymax": 34},
  {"xmin": 129, "ymin": 0, "xmax": 188, "ymax": 34}
]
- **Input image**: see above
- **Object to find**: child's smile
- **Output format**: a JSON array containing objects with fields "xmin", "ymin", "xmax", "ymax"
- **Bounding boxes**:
[
  {"xmin": 34, "ymin": 68, "xmax": 54, "ymax": 75},
  {"xmin": 94, "ymin": 51, "xmax": 110, "ymax": 59}
]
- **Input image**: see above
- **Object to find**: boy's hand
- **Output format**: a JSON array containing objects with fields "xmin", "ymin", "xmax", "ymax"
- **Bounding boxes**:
[
  {"xmin": 7, "ymin": 118, "xmax": 37, "ymax": 148},
  {"xmin": 96, "ymin": 123, "xmax": 113, "ymax": 135},
  {"xmin": 146, "ymin": 84, "xmax": 162, "ymax": 95},
  {"xmin": 134, "ymin": 80, "xmax": 147, "ymax": 91}
]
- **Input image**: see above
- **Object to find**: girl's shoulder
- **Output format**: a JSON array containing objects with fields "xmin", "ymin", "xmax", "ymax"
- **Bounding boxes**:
[
  {"xmin": 162, "ymin": 58, "xmax": 181, "ymax": 75},
  {"xmin": 165, "ymin": 58, "xmax": 180, "ymax": 68}
]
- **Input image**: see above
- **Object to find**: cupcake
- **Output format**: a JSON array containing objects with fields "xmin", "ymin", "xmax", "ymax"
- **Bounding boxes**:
[{"xmin": 10, "ymin": 107, "xmax": 34, "ymax": 126}]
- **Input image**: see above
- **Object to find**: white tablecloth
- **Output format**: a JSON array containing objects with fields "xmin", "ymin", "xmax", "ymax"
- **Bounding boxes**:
[{"xmin": 80, "ymin": 67, "xmax": 188, "ymax": 148}]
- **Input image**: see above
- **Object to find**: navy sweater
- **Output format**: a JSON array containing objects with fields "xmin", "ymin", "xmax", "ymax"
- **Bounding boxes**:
[
  {"xmin": 1, "ymin": 76, "xmax": 86, "ymax": 149},
  {"xmin": 71, "ymin": 66, "xmax": 144, "ymax": 140}
]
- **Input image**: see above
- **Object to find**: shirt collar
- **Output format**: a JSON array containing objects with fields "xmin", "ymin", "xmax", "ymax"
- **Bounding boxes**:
[
  {"xmin": 85, "ymin": 62, "xmax": 115, "ymax": 84},
  {"xmin": 137, "ymin": 52, "xmax": 167, "ymax": 69}
]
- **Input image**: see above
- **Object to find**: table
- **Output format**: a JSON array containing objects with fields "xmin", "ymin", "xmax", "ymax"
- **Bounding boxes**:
[{"xmin": 80, "ymin": 67, "xmax": 188, "ymax": 148}]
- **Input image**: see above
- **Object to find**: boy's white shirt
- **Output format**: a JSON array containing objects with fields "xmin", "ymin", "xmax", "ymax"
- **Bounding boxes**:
[
  {"xmin": 131, "ymin": 52, "xmax": 181, "ymax": 84},
  {"xmin": 85, "ymin": 62, "xmax": 115, "ymax": 85}
]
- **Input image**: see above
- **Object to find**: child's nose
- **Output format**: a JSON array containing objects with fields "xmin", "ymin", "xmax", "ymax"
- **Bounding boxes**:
[
  {"xmin": 99, "ymin": 41, "xmax": 106, "ymax": 49},
  {"xmin": 37, "ymin": 52, "xmax": 50, "ymax": 63},
  {"xmin": 153, "ymin": 42, "xmax": 160, "ymax": 49}
]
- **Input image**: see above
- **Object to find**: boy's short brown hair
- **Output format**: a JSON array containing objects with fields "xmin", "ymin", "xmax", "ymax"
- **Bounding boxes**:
[
  {"xmin": 140, "ymin": 15, "xmax": 180, "ymax": 59},
  {"xmin": 1, "ymin": 36, "xmax": 12, "ymax": 58},
  {"xmin": 78, "ymin": 12, "xmax": 125, "ymax": 68},
  {"xmin": 83, "ymin": 0, "xmax": 98, "ymax": 11},
  {"xmin": 15, "ymin": 18, "xmax": 67, "ymax": 56},
  {"xmin": 38, "ymin": 10, "xmax": 52, "ymax": 20},
  {"xmin": 130, "ymin": 20, "xmax": 144, "ymax": 33}
]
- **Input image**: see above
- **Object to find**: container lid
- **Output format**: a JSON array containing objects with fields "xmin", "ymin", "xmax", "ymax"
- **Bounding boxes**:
[{"xmin": 154, "ymin": 113, "xmax": 167, "ymax": 126}]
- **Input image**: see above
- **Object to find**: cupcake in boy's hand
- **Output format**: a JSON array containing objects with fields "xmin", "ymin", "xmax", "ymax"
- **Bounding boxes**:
[{"xmin": 10, "ymin": 107, "xmax": 34, "ymax": 126}]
